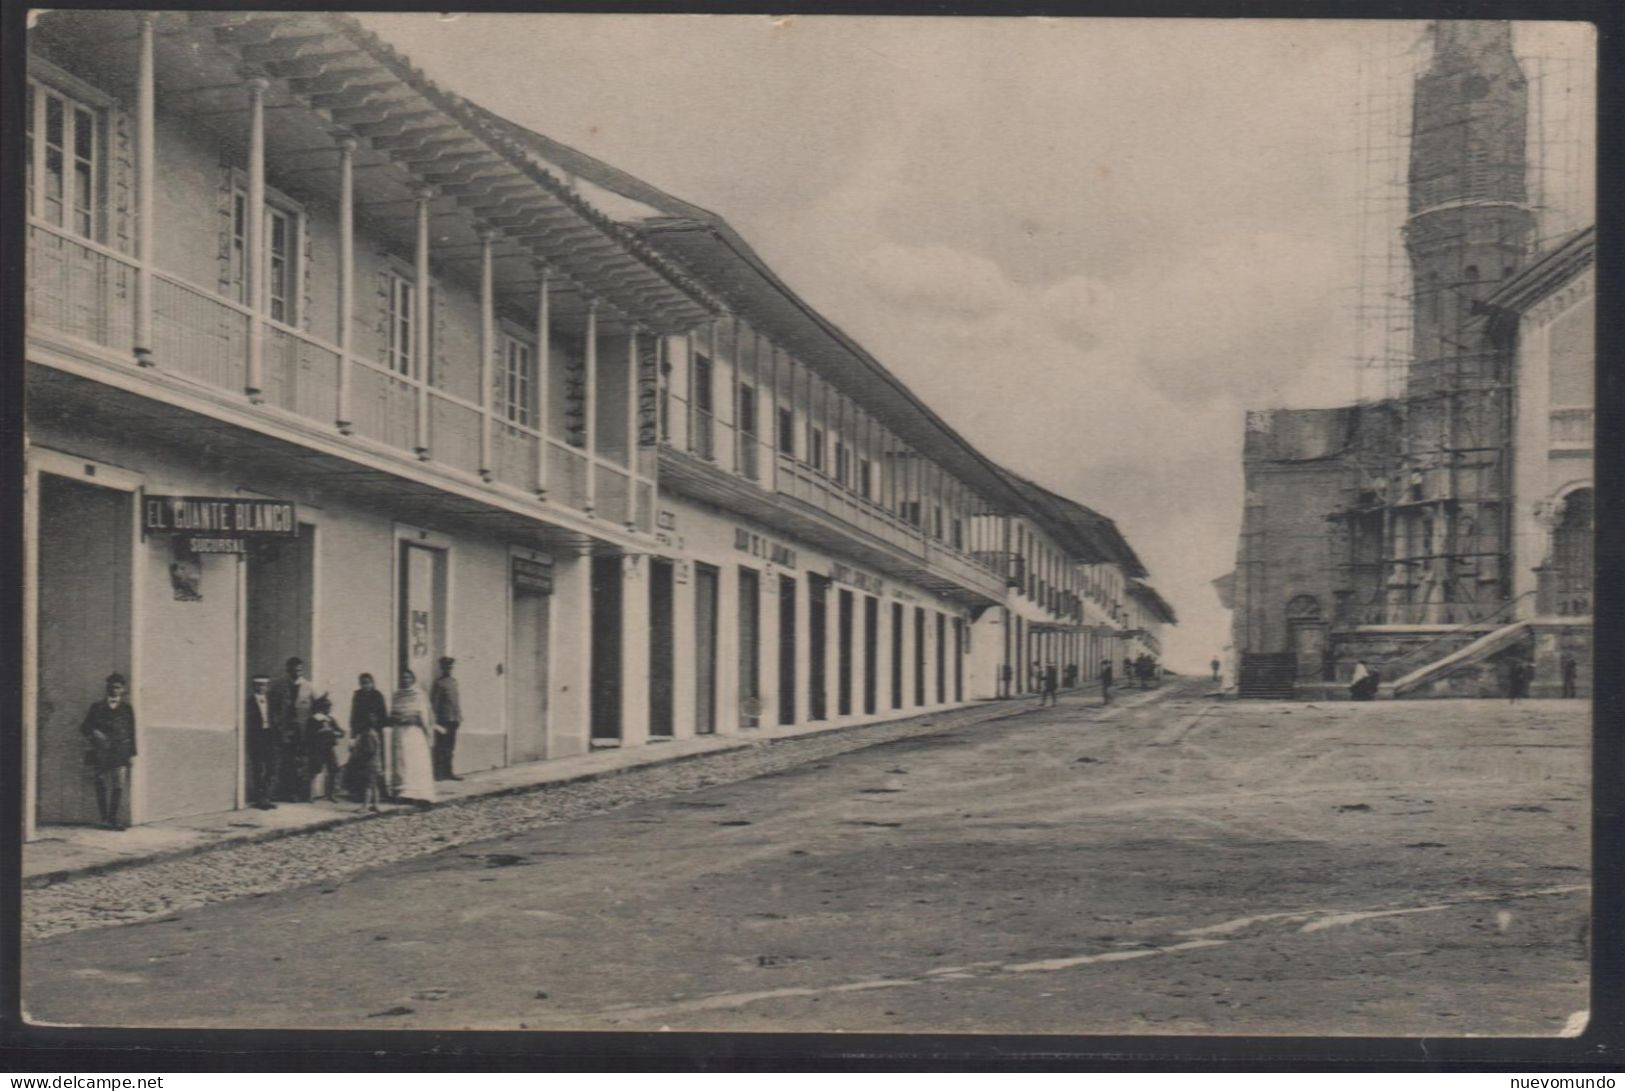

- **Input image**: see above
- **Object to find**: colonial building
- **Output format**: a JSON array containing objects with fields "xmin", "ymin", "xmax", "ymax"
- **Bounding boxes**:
[
  {"xmin": 24, "ymin": 11, "xmax": 1173, "ymax": 836},
  {"xmin": 1229, "ymin": 22, "xmax": 1592, "ymax": 698}
]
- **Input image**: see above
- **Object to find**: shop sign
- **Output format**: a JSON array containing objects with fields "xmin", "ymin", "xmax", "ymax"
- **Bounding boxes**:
[
  {"xmin": 734, "ymin": 527, "xmax": 796, "ymax": 569},
  {"xmin": 830, "ymin": 562, "xmax": 884, "ymax": 595},
  {"xmin": 144, "ymin": 495, "xmax": 297, "ymax": 538},
  {"xmin": 512, "ymin": 556, "xmax": 554, "ymax": 594}
]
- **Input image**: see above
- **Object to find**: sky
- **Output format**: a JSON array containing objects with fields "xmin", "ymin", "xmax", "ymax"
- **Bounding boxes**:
[{"xmin": 360, "ymin": 14, "xmax": 1594, "ymax": 671}]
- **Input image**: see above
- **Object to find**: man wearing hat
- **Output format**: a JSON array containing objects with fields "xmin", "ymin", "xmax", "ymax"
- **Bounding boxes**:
[
  {"xmin": 430, "ymin": 656, "xmax": 462, "ymax": 781},
  {"xmin": 269, "ymin": 656, "xmax": 315, "ymax": 801},
  {"xmin": 81, "ymin": 673, "xmax": 137, "ymax": 829},
  {"xmin": 244, "ymin": 673, "xmax": 278, "ymax": 809}
]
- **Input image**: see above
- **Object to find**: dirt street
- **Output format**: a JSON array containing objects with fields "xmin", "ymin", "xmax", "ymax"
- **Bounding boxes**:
[{"xmin": 24, "ymin": 681, "xmax": 1589, "ymax": 1036}]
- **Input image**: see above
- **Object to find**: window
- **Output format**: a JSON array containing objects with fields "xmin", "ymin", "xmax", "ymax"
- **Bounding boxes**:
[
  {"xmin": 231, "ymin": 185, "xmax": 301, "ymax": 323},
  {"xmin": 385, "ymin": 271, "xmax": 414, "ymax": 376},
  {"xmin": 933, "ymin": 505, "xmax": 944, "ymax": 541},
  {"xmin": 777, "ymin": 406, "xmax": 795, "ymax": 455},
  {"xmin": 500, "ymin": 334, "xmax": 535, "ymax": 427},
  {"xmin": 810, "ymin": 427, "xmax": 825, "ymax": 472},
  {"xmin": 858, "ymin": 458, "xmax": 872, "ymax": 501},
  {"xmin": 28, "ymin": 77, "xmax": 100, "ymax": 239},
  {"xmin": 692, "ymin": 353, "xmax": 714, "ymax": 459},
  {"xmin": 834, "ymin": 443, "xmax": 849, "ymax": 487}
]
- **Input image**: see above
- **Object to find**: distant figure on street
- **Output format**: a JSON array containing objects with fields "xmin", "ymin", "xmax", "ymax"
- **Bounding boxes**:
[
  {"xmin": 1039, "ymin": 663, "xmax": 1058, "ymax": 707},
  {"xmin": 269, "ymin": 656, "xmax": 315, "ymax": 802},
  {"xmin": 430, "ymin": 656, "xmax": 463, "ymax": 782},
  {"xmin": 1123, "ymin": 657, "xmax": 1134, "ymax": 689},
  {"xmin": 1100, "ymin": 659, "xmax": 1114, "ymax": 706},
  {"xmin": 1561, "ymin": 653, "xmax": 1578, "ymax": 699},
  {"xmin": 81, "ymin": 672, "xmax": 136, "ymax": 830},
  {"xmin": 1000, "ymin": 663, "xmax": 1013, "ymax": 698},
  {"xmin": 306, "ymin": 694, "xmax": 343, "ymax": 802},
  {"xmin": 244, "ymin": 673, "xmax": 277, "ymax": 810},
  {"xmin": 389, "ymin": 668, "xmax": 436, "ymax": 804},
  {"xmin": 1211, "ymin": 658, "xmax": 1221, "ymax": 682},
  {"xmin": 1030, "ymin": 659, "xmax": 1043, "ymax": 696},
  {"xmin": 1349, "ymin": 660, "xmax": 1379, "ymax": 702},
  {"xmin": 1507, "ymin": 657, "xmax": 1529, "ymax": 703}
]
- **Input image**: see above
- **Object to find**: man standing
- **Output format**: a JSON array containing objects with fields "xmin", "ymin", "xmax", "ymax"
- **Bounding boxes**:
[
  {"xmin": 80, "ymin": 673, "xmax": 136, "ymax": 830},
  {"xmin": 1100, "ymin": 658, "xmax": 1114, "ymax": 707},
  {"xmin": 1561, "ymin": 653, "xmax": 1578, "ymax": 699},
  {"xmin": 244, "ymin": 674, "xmax": 277, "ymax": 810},
  {"xmin": 1039, "ymin": 662, "xmax": 1058, "ymax": 707},
  {"xmin": 269, "ymin": 656, "xmax": 314, "ymax": 801},
  {"xmin": 430, "ymin": 656, "xmax": 462, "ymax": 781},
  {"xmin": 1211, "ymin": 657, "xmax": 1221, "ymax": 682}
]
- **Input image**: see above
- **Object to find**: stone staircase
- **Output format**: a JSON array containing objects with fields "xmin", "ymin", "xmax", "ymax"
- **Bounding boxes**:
[
  {"xmin": 1238, "ymin": 652, "xmax": 1297, "ymax": 699},
  {"xmin": 1384, "ymin": 619, "xmax": 1530, "ymax": 698}
]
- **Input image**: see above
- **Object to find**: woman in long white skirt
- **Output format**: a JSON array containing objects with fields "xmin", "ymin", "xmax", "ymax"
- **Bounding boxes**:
[{"xmin": 388, "ymin": 669, "xmax": 436, "ymax": 803}]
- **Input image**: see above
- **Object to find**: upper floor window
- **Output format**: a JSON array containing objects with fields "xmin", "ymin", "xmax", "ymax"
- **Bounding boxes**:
[
  {"xmin": 777, "ymin": 406, "xmax": 795, "ymax": 455},
  {"xmin": 231, "ymin": 186, "xmax": 301, "ymax": 324},
  {"xmin": 834, "ymin": 443, "xmax": 850, "ymax": 487},
  {"xmin": 27, "ymin": 76, "xmax": 101, "ymax": 240},
  {"xmin": 385, "ymin": 271, "xmax": 415, "ymax": 376},
  {"xmin": 500, "ymin": 334, "xmax": 535, "ymax": 427},
  {"xmin": 809, "ymin": 427, "xmax": 825, "ymax": 472},
  {"xmin": 858, "ymin": 458, "xmax": 872, "ymax": 501}
]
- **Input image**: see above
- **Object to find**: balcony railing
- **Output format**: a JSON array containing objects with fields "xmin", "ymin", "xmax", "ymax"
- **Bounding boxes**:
[{"xmin": 27, "ymin": 218, "xmax": 646, "ymax": 532}]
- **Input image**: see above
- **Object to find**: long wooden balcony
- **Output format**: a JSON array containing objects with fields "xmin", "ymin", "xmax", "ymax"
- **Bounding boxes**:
[{"xmin": 27, "ymin": 219, "xmax": 651, "ymax": 537}]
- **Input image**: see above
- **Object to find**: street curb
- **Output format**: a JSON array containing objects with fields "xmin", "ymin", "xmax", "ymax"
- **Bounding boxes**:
[{"xmin": 23, "ymin": 694, "xmax": 1057, "ymax": 890}]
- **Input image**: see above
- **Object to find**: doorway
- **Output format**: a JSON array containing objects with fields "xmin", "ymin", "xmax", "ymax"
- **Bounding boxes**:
[
  {"xmin": 35, "ymin": 474, "xmax": 133, "ymax": 827},
  {"xmin": 914, "ymin": 606, "xmax": 926, "ymax": 706},
  {"xmin": 590, "ymin": 555, "xmax": 622, "ymax": 744},
  {"xmin": 808, "ymin": 574, "xmax": 829, "ymax": 720},
  {"xmin": 837, "ymin": 588, "xmax": 854, "ymax": 717},
  {"xmin": 891, "ymin": 601, "xmax": 904, "ymax": 709},
  {"xmin": 778, "ymin": 575, "xmax": 796, "ymax": 726},
  {"xmin": 508, "ymin": 580, "xmax": 551, "ymax": 763},
  {"xmin": 649, "ymin": 559, "xmax": 674, "ymax": 738},
  {"xmin": 398, "ymin": 540, "xmax": 445, "ymax": 687},
  {"xmin": 694, "ymin": 562, "xmax": 718, "ymax": 735},
  {"xmin": 863, "ymin": 595, "xmax": 878, "ymax": 715},
  {"xmin": 248, "ymin": 525, "xmax": 315, "ymax": 685},
  {"xmin": 738, "ymin": 566, "xmax": 761, "ymax": 728}
]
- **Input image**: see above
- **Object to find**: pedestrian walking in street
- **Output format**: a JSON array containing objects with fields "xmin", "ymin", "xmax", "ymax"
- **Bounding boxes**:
[
  {"xmin": 306, "ymin": 694, "xmax": 344, "ymax": 802},
  {"xmin": 430, "ymin": 656, "xmax": 463, "ymax": 781},
  {"xmin": 244, "ymin": 674, "xmax": 278, "ymax": 810},
  {"xmin": 80, "ymin": 673, "xmax": 136, "ymax": 830},
  {"xmin": 1561, "ymin": 653, "xmax": 1578, "ymax": 698},
  {"xmin": 1039, "ymin": 663, "xmax": 1058, "ymax": 707},
  {"xmin": 1211, "ymin": 657, "xmax": 1221, "ymax": 682},
  {"xmin": 389, "ymin": 669, "xmax": 436, "ymax": 804},
  {"xmin": 269, "ymin": 657, "xmax": 315, "ymax": 802},
  {"xmin": 1100, "ymin": 659, "xmax": 1114, "ymax": 706}
]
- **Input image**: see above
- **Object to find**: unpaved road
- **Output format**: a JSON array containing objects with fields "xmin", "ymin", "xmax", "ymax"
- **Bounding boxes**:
[{"xmin": 24, "ymin": 682, "xmax": 1589, "ymax": 1036}]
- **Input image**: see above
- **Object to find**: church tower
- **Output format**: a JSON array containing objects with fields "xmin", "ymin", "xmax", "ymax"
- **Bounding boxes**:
[
  {"xmin": 1404, "ymin": 21, "xmax": 1535, "ymax": 394},
  {"xmin": 1381, "ymin": 21, "xmax": 1533, "ymax": 625}
]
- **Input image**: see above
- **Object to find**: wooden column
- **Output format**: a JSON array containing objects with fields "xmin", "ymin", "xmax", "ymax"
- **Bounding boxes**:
[
  {"xmin": 412, "ymin": 186, "xmax": 433, "ymax": 459},
  {"xmin": 244, "ymin": 77, "xmax": 268, "ymax": 399},
  {"xmin": 626, "ymin": 324, "xmax": 641, "ymax": 529},
  {"xmin": 534, "ymin": 267, "xmax": 551, "ymax": 498},
  {"xmin": 335, "ymin": 136, "xmax": 356, "ymax": 431},
  {"xmin": 478, "ymin": 229, "xmax": 495, "ymax": 481},
  {"xmin": 583, "ymin": 297, "xmax": 598, "ymax": 512},
  {"xmin": 132, "ymin": 14, "xmax": 156, "ymax": 367}
]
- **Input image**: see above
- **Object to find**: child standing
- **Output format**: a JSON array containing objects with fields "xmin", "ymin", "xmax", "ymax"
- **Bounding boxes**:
[
  {"xmin": 306, "ymin": 694, "xmax": 344, "ymax": 802},
  {"xmin": 347, "ymin": 674, "xmax": 388, "ymax": 812}
]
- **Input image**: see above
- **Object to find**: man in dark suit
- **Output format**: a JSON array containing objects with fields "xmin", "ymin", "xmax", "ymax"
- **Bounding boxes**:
[
  {"xmin": 269, "ymin": 656, "xmax": 314, "ymax": 800},
  {"xmin": 245, "ymin": 673, "xmax": 278, "ymax": 809},
  {"xmin": 430, "ymin": 656, "xmax": 462, "ymax": 781}
]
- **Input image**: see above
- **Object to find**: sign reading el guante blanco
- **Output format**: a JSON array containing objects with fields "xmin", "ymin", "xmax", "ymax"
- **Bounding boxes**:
[{"xmin": 144, "ymin": 495, "xmax": 298, "ymax": 538}]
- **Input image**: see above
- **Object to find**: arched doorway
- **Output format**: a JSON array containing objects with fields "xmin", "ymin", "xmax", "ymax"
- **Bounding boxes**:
[
  {"xmin": 1552, "ymin": 488, "xmax": 1592, "ymax": 617},
  {"xmin": 1286, "ymin": 594, "xmax": 1328, "ymax": 681}
]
